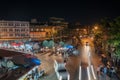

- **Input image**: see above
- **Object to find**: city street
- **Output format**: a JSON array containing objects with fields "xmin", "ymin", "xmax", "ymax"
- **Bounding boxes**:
[
  {"xmin": 0, "ymin": 1, "xmax": 120, "ymax": 80},
  {"xmin": 36, "ymin": 50, "xmax": 81, "ymax": 80},
  {"xmin": 0, "ymin": 38, "xmax": 119, "ymax": 80},
  {"xmin": 36, "ymin": 38, "xmax": 119, "ymax": 80},
  {"xmin": 35, "ymin": 38, "xmax": 98, "ymax": 80},
  {"xmin": 35, "ymin": 38, "xmax": 85, "ymax": 80}
]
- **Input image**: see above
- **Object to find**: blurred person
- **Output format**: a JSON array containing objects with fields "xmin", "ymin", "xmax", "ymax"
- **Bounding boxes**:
[
  {"xmin": 103, "ymin": 66, "xmax": 107, "ymax": 80},
  {"xmin": 110, "ymin": 66, "xmax": 116, "ymax": 77},
  {"xmin": 97, "ymin": 65, "xmax": 101, "ymax": 80}
]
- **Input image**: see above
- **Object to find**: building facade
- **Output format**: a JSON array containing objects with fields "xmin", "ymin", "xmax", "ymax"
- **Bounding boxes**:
[
  {"xmin": 49, "ymin": 17, "xmax": 68, "ymax": 28},
  {"xmin": 29, "ymin": 17, "xmax": 68, "ymax": 40},
  {"xmin": 30, "ymin": 22, "xmax": 64, "ymax": 40},
  {"xmin": 0, "ymin": 20, "xmax": 30, "ymax": 40}
]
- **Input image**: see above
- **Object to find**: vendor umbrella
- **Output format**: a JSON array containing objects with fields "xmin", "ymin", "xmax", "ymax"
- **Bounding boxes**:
[{"xmin": 30, "ymin": 58, "xmax": 41, "ymax": 65}]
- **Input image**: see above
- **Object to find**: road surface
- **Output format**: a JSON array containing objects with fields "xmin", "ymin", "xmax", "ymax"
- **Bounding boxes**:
[{"xmin": 37, "ymin": 38, "xmax": 119, "ymax": 80}]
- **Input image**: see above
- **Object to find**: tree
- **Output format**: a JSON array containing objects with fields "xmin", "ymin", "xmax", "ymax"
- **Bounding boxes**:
[
  {"xmin": 92, "ymin": 23, "xmax": 103, "ymax": 52},
  {"xmin": 59, "ymin": 41, "xmax": 65, "ymax": 47},
  {"xmin": 101, "ymin": 16, "xmax": 120, "ymax": 58},
  {"xmin": 48, "ymin": 40, "xmax": 55, "ymax": 48},
  {"xmin": 42, "ymin": 40, "xmax": 49, "ymax": 47}
]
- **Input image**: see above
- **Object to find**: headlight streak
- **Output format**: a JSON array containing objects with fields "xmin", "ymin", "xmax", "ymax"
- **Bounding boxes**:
[
  {"xmin": 86, "ymin": 42, "xmax": 96, "ymax": 80},
  {"xmin": 59, "ymin": 76, "xmax": 62, "ymax": 80},
  {"xmin": 91, "ymin": 65, "xmax": 97, "ymax": 80},
  {"xmin": 87, "ymin": 66, "xmax": 91, "ymax": 80},
  {"xmin": 79, "ymin": 61, "xmax": 82, "ymax": 80},
  {"xmin": 68, "ymin": 74, "xmax": 70, "ymax": 80}
]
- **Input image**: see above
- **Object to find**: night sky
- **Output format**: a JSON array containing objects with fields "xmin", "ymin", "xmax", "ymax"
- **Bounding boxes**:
[{"xmin": 0, "ymin": 0, "xmax": 120, "ymax": 25}]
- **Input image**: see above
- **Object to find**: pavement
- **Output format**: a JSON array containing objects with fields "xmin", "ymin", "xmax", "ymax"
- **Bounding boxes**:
[{"xmin": 90, "ymin": 46, "xmax": 111, "ymax": 80}]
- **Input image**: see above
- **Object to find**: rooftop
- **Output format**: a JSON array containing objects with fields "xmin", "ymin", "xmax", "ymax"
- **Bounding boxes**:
[{"xmin": 0, "ymin": 49, "xmax": 36, "ymax": 80}]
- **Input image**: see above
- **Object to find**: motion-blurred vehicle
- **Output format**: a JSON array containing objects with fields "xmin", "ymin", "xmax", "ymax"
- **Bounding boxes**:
[
  {"xmin": 54, "ymin": 60, "xmax": 70, "ymax": 80},
  {"xmin": 86, "ymin": 42, "xmax": 89, "ymax": 46},
  {"xmin": 39, "ymin": 70, "xmax": 45, "ymax": 77}
]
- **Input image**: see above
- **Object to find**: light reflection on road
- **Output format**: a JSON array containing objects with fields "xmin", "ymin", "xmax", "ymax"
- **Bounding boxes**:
[
  {"xmin": 81, "ymin": 45, "xmax": 89, "ymax": 64},
  {"xmin": 80, "ymin": 42, "xmax": 96, "ymax": 80}
]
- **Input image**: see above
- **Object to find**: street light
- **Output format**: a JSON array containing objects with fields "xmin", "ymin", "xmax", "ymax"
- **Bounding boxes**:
[
  {"xmin": 92, "ymin": 26, "xmax": 99, "ymax": 36},
  {"xmin": 94, "ymin": 26, "xmax": 98, "ymax": 30}
]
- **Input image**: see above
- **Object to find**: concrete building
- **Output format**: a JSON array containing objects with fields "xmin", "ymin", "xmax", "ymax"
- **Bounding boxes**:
[
  {"xmin": 0, "ymin": 20, "xmax": 30, "ymax": 40},
  {"xmin": 30, "ymin": 22, "xmax": 47, "ymax": 40},
  {"xmin": 30, "ymin": 21, "xmax": 64, "ymax": 40},
  {"xmin": 49, "ymin": 17, "xmax": 68, "ymax": 28},
  {"xmin": 30, "ymin": 23, "xmax": 56, "ymax": 40},
  {"xmin": 0, "ymin": 18, "xmax": 68, "ymax": 41}
]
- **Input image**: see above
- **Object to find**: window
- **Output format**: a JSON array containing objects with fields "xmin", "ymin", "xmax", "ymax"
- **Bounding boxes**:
[
  {"xmin": 36, "ymin": 28, "xmax": 39, "ymax": 31},
  {"xmin": 21, "ymin": 34, "xmax": 25, "ymax": 36},
  {"xmin": 41, "ymin": 29, "xmax": 44, "ymax": 31},
  {"xmin": 8, "ymin": 23, "xmax": 13, "ymax": 26},
  {"xmin": 31, "ymin": 28, "xmax": 33, "ymax": 31},
  {"xmin": 3, "ymin": 23, "xmax": 7, "ymax": 26},
  {"xmin": 15, "ymin": 34, "xmax": 20, "ymax": 37},
  {"xmin": 15, "ymin": 29, "xmax": 20, "ymax": 32},
  {"xmin": 26, "ymin": 29, "xmax": 29, "ymax": 31},
  {"xmin": 3, "ymin": 29, "xmax": 7, "ymax": 32},
  {"xmin": 9, "ymin": 29, "xmax": 13, "ymax": 32},
  {"xmin": 26, "ymin": 24, "xmax": 29, "ymax": 26},
  {"xmin": 15, "ymin": 23, "xmax": 20, "ymax": 26},
  {"xmin": 26, "ymin": 34, "xmax": 29, "ymax": 37},
  {"xmin": 21, "ymin": 29, "xmax": 25, "ymax": 31},
  {"xmin": 21, "ymin": 24, "xmax": 25, "ymax": 26},
  {"xmin": 9, "ymin": 34, "xmax": 13, "ymax": 36}
]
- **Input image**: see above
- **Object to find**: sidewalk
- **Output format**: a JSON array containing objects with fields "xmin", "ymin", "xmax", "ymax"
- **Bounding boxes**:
[
  {"xmin": 90, "ymin": 46, "xmax": 119, "ymax": 80},
  {"xmin": 102, "ymin": 52, "xmax": 120, "ymax": 80}
]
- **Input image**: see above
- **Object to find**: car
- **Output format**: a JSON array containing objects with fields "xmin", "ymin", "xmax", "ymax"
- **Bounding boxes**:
[
  {"xmin": 54, "ymin": 60, "xmax": 70, "ymax": 80},
  {"xmin": 86, "ymin": 42, "xmax": 89, "ymax": 46},
  {"xmin": 38, "ymin": 70, "xmax": 45, "ymax": 77}
]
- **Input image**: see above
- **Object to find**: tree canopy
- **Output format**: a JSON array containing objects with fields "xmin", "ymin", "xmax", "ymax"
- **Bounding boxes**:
[
  {"xmin": 42, "ymin": 40, "xmax": 49, "ymax": 47},
  {"xmin": 101, "ymin": 16, "xmax": 120, "ymax": 58},
  {"xmin": 48, "ymin": 40, "xmax": 55, "ymax": 48}
]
